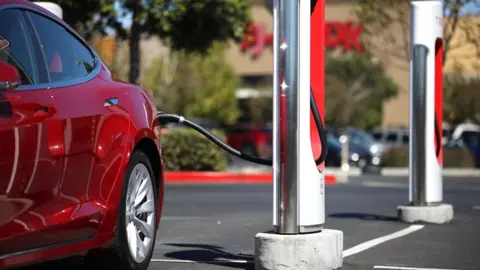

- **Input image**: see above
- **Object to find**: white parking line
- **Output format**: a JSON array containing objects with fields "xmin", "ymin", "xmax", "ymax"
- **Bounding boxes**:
[
  {"xmin": 362, "ymin": 181, "xmax": 407, "ymax": 188},
  {"xmin": 343, "ymin": 225, "xmax": 425, "ymax": 258},
  {"xmin": 161, "ymin": 216, "xmax": 212, "ymax": 221},
  {"xmin": 374, "ymin": 266, "xmax": 459, "ymax": 270},
  {"xmin": 151, "ymin": 259, "xmax": 252, "ymax": 264}
]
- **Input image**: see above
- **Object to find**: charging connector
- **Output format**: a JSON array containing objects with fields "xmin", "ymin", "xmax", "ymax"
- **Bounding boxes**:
[{"xmin": 156, "ymin": 87, "xmax": 328, "ymax": 167}]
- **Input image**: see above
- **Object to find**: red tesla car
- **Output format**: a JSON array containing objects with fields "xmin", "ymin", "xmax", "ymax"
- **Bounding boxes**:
[{"xmin": 0, "ymin": 1, "xmax": 164, "ymax": 269}]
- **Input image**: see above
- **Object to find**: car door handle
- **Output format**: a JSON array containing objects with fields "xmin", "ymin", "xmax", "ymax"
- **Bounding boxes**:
[
  {"xmin": 35, "ymin": 106, "xmax": 48, "ymax": 112},
  {"xmin": 104, "ymin": 98, "xmax": 118, "ymax": 107}
]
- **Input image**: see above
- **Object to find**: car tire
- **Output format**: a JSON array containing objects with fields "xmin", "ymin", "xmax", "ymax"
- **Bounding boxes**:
[{"xmin": 85, "ymin": 149, "xmax": 158, "ymax": 270}]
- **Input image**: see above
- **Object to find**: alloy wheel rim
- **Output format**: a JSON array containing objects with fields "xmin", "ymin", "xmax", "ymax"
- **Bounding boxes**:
[{"xmin": 126, "ymin": 163, "xmax": 156, "ymax": 263}]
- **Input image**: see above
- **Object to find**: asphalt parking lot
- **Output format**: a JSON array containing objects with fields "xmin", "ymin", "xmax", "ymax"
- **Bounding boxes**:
[{"xmin": 25, "ymin": 176, "xmax": 480, "ymax": 270}]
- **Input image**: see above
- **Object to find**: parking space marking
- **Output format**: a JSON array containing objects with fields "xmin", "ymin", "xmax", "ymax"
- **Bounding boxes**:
[
  {"xmin": 361, "ymin": 181, "xmax": 407, "ymax": 188},
  {"xmin": 161, "ymin": 216, "xmax": 215, "ymax": 221},
  {"xmin": 374, "ymin": 266, "xmax": 459, "ymax": 270},
  {"xmin": 151, "ymin": 259, "xmax": 252, "ymax": 264},
  {"xmin": 343, "ymin": 225, "xmax": 425, "ymax": 258}
]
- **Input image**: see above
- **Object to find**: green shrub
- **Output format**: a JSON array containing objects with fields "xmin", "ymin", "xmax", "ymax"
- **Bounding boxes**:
[
  {"xmin": 161, "ymin": 128, "xmax": 228, "ymax": 171},
  {"xmin": 380, "ymin": 147, "xmax": 409, "ymax": 167},
  {"xmin": 381, "ymin": 146, "xmax": 475, "ymax": 168}
]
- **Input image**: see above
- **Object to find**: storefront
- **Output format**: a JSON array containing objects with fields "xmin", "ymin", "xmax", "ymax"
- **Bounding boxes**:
[
  {"xmin": 226, "ymin": 0, "xmax": 480, "ymax": 128},
  {"xmin": 96, "ymin": 0, "xmax": 479, "ymax": 128}
]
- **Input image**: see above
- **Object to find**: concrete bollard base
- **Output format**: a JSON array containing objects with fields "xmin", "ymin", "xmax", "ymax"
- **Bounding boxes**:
[
  {"xmin": 254, "ymin": 229, "xmax": 343, "ymax": 270},
  {"xmin": 397, "ymin": 203, "xmax": 454, "ymax": 224}
]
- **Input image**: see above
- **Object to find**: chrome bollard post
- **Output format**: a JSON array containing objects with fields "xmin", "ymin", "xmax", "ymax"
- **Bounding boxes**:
[
  {"xmin": 274, "ymin": 0, "xmax": 300, "ymax": 234},
  {"xmin": 411, "ymin": 45, "xmax": 428, "ymax": 206}
]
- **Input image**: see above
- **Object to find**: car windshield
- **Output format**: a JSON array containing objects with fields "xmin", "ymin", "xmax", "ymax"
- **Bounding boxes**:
[
  {"xmin": 327, "ymin": 134, "xmax": 342, "ymax": 148},
  {"xmin": 351, "ymin": 129, "xmax": 376, "ymax": 145}
]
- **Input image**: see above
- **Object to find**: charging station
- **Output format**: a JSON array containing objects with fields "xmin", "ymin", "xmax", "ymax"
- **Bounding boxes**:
[
  {"xmin": 397, "ymin": 0, "xmax": 454, "ymax": 224},
  {"xmin": 254, "ymin": 0, "xmax": 343, "ymax": 269},
  {"xmin": 33, "ymin": 2, "xmax": 63, "ymax": 19},
  {"xmin": 271, "ymin": 0, "xmax": 325, "ymax": 235},
  {"xmin": 156, "ymin": 0, "xmax": 342, "ymax": 268}
]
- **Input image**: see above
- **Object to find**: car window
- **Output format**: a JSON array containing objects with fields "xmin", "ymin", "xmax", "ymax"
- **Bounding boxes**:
[
  {"xmin": 386, "ymin": 132, "xmax": 397, "ymax": 143},
  {"xmin": 462, "ymin": 131, "xmax": 480, "ymax": 148},
  {"xmin": 350, "ymin": 133, "xmax": 363, "ymax": 145},
  {"xmin": 442, "ymin": 129, "xmax": 451, "ymax": 141},
  {"xmin": 327, "ymin": 134, "xmax": 342, "ymax": 148},
  {"xmin": 372, "ymin": 132, "xmax": 382, "ymax": 140},
  {"xmin": 402, "ymin": 134, "xmax": 409, "ymax": 144},
  {"xmin": 0, "ymin": 9, "xmax": 39, "ymax": 85},
  {"xmin": 26, "ymin": 11, "xmax": 95, "ymax": 84},
  {"xmin": 353, "ymin": 129, "xmax": 375, "ymax": 145}
]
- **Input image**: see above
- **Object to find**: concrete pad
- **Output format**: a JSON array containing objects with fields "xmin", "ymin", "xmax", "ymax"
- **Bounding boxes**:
[
  {"xmin": 397, "ymin": 203, "xmax": 454, "ymax": 224},
  {"xmin": 334, "ymin": 172, "xmax": 349, "ymax": 184},
  {"xmin": 254, "ymin": 229, "xmax": 343, "ymax": 270}
]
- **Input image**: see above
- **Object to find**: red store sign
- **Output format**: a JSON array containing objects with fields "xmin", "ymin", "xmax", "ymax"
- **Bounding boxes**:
[{"xmin": 241, "ymin": 21, "xmax": 364, "ymax": 58}]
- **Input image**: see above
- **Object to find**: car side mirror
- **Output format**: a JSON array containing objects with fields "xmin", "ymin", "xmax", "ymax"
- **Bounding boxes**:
[{"xmin": 0, "ymin": 62, "xmax": 21, "ymax": 90}]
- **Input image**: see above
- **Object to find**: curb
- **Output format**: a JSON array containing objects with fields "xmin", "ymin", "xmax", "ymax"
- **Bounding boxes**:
[
  {"xmin": 381, "ymin": 168, "xmax": 480, "ymax": 177},
  {"xmin": 164, "ymin": 171, "xmax": 337, "ymax": 184}
]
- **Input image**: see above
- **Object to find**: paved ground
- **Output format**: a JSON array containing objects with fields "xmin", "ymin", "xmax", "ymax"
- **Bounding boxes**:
[
  {"xmin": 25, "ymin": 176, "xmax": 480, "ymax": 270},
  {"xmin": 227, "ymin": 156, "xmax": 271, "ymax": 173}
]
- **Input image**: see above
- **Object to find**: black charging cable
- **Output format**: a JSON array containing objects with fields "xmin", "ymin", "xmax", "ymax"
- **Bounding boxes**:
[
  {"xmin": 310, "ymin": 87, "xmax": 328, "ymax": 165},
  {"xmin": 434, "ymin": 114, "xmax": 441, "ymax": 157},
  {"xmin": 156, "ymin": 86, "xmax": 328, "ymax": 167}
]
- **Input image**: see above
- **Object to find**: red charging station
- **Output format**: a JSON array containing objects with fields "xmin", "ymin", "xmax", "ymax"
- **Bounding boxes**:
[
  {"xmin": 257, "ymin": 1, "xmax": 343, "ymax": 269},
  {"xmin": 310, "ymin": 0, "xmax": 325, "ymax": 171},
  {"xmin": 398, "ymin": 1, "xmax": 453, "ymax": 225},
  {"xmin": 435, "ymin": 38, "xmax": 443, "ymax": 165},
  {"xmin": 407, "ymin": 0, "xmax": 448, "ymax": 207}
]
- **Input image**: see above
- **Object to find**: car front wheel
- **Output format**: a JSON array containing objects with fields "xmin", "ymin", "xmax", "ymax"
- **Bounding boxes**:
[{"xmin": 85, "ymin": 149, "xmax": 158, "ymax": 270}]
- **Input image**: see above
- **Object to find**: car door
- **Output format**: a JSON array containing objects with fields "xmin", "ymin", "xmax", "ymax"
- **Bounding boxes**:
[
  {"xmin": 24, "ymin": 10, "xmax": 130, "ymax": 237},
  {"xmin": 461, "ymin": 131, "xmax": 480, "ymax": 167},
  {"xmin": 0, "ymin": 8, "xmax": 63, "ymax": 255}
]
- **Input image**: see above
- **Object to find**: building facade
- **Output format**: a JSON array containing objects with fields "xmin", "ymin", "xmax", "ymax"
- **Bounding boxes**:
[
  {"xmin": 97, "ymin": 0, "xmax": 480, "ymax": 128},
  {"xmin": 225, "ymin": 0, "xmax": 480, "ymax": 127}
]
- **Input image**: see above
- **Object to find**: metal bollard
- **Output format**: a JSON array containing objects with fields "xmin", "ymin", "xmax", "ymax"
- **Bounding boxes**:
[
  {"xmin": 411, "ymin": 45, "xmax": 428, "ymax": 206},
  {"xmin": 339, "ymin": 134, "xmax": 349, "ymax": 172}
]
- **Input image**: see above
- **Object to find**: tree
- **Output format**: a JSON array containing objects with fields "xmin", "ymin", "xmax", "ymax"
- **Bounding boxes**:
[
  {"xmin": 46, "ymin": 0, "xmax": 114, "ymax": 42},
  {"xmin": 444, "ymin": 68, "xmax": 480, "ymax": 125},
  {"xmin": 108, "ymin": 0, "xmax": 251, "ymax": 84},
  {"xmin": 324, "ymin": 52, "xmax": 399, "ymax": 130},
  {"xmin": 355, "ymin": 0, "xmax": 480, "ymax": 128},
  {"xmin": 354, "ymin": 0, "xmax": 480, "ymax": 70},
  {"xmin": 50, "ymin": 0, "xmax": 251, "ymax": 84},
  {"xmin": 142, "ymin": 42, "xmax": 241, "ymax": 125}
]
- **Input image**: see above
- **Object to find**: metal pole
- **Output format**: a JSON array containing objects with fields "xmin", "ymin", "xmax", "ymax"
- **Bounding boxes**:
[
  {"xmin": 340, "ymin": 134, "xmax": 349, "ymax": 172},
  {"xmin": 276, "ymin": 0, "xmax": 300, "ymax": 234},
  {"xmin": 272, "ymin": 0, "xmax": 281, "ymax": 230},
  {"xmin": 411, "ymin": 45, "xmax": 428, "ymax": 206}
]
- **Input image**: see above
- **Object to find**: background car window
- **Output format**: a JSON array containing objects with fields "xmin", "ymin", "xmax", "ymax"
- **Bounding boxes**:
[
  {"xmin": 402, "ymin": 134, "xmax": 409, "ymax": 144},
  {"xmin": 372, "ymin": 132, "xmax": 382, "ymax": 140},
  {"xmin": 0, "ymin": 9, "xmax": 38, "ymax": 85},
  {"xmin": 26, "ymin": 11, "xmax": 95, "ymax": 83},
  {"xmin": 386, "ymin": 133, "xmax": 397, "ymax": 143},
  {"xmin": 462, "ymin": 131, "xmax": 480, "ymax": 148},
  {"xmin": 350, "ymin": 133, "xmax": 363, "ymax": 145}
]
